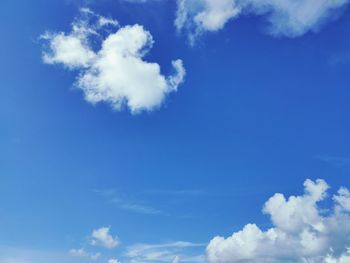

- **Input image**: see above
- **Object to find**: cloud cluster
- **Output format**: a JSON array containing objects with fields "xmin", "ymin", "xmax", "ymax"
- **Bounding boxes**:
[
  {"xmin": 206, "ymin": 179, "xmax": 350, "ymax": 263},
  {"xmin": 69, "ymin": 227, "xmax": 120, "ymax": 263},
  {"xmin": 42, "ymin": 8, "xmax": 185, "ymax": 113},
  {"xmin": 175, "ymin": 0, "xmax": 350, "ymax": 42}
]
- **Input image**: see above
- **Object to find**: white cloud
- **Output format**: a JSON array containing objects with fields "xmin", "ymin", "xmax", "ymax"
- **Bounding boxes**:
[
  {"xmin": 108, "ymin": 259, "xmax": 122, "ymax": 263},
  {"xmin": 206, "ymin": 179, "xmax": 350, "ymax": 263},
  {"xmin": 91, "ymin": 227, "xmax": 120, "ymax": 249},
  {"xmin": 175, "ymin": 0, "xmax": 350, "ymax": 41},
  {"xmin": 42, "ymin": 8, "xmax": 185, "ymax": 113}
]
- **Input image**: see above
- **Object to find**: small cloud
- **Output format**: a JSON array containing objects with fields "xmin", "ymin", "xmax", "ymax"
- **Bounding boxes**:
[
  {"xmin": 108, "ymin": 259, "xmax": 122, "ymax": 263},
  {"xmin": 91, "ymin": 227, "xmax": 120, "ymax": 249}
]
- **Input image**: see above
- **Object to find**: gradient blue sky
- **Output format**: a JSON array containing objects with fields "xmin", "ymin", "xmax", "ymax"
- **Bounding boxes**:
[{"xmin": 1, "ymin": 0, "xmax": 350, "ymax": 262}]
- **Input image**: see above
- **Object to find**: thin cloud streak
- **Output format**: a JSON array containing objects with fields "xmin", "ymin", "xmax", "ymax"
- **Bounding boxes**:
[{"xmin": 95, "ymin": 189, "xmax": 163, "ymax": 215}]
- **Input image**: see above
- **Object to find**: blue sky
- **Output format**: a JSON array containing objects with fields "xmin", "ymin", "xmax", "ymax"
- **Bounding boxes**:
[{"xmin": 1, "ymin": 0, "xmax": 350, "ymax": 262}]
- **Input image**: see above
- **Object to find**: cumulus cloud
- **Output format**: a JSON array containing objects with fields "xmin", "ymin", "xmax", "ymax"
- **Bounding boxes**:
[
  {"xmin": 175, "ymin": 0, "xmax": 350, "ymax": 41},
  {"xmin": 206, "ymin": 179, "xmax": 350, "ymax": 263},
  {"xmin": 41, "ymin": 8, "xmax": 185, "ymax": 113},
  {"xmin": 108, "ymin": 259, "xmax": 122, "ymax": 263},
  {"xmin": 91, "ymin": 227, "xmax": 120, "ymax": 249}
]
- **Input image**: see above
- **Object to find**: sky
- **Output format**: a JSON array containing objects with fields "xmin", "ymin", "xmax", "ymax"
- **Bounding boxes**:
[{"xmin": 1, "ymin": 0, "xmax": 350, "ymax": 262}]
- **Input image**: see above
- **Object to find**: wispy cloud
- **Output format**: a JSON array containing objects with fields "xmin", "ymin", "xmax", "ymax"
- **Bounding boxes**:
[
  {"xmin": 125, "ymin": 241, "xmax": 206, "ymax": 263},
  {"xmin": 329, "ymin": 51, "xmax": 350, "ymax": 66},
  {"xmin": 144, "ymin": 189, "xmax": 206, "ymax": 196},
  {"xmin": 315, "ymin": 155, "xmax": 350, "ymax": 168},
  {"xmin": 69, "ymin": 248, "xmax": 101, "ymax": 260},
  {"xmin": 110, "ymin": 197, "xmax": 162, "ymax": 215},
  {"xmin": 0, "ymin": 246, "xmax": 79, "ymax": 263},
  {"xmin": 95, "ymin": 189, "xmax": 163, "ymax": 215}
]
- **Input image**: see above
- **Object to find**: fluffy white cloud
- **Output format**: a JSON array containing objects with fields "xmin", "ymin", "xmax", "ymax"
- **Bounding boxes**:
[
  {"xmin": 207, "ymin": 179, "xmax": 350, "ymax": 263},
  {"xmin": 108, "ymin": 259, "xmax": 122, "ymax": 263},
  {"xmin": 176, "ymin": 0, "xmax": 350, "ymax": 41},
  {"xmin": 42, "ymin": 8, "xmax": 185, "ymax": 113},
  {"xmin": 91, "ymin": 227, "xmax": 120, "ymax": 249}
]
